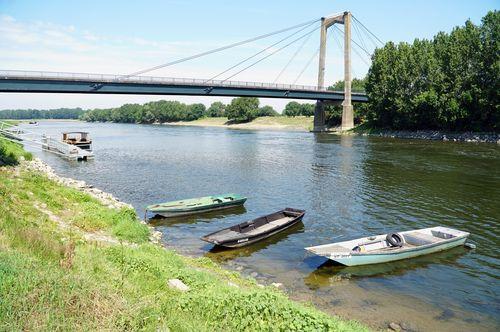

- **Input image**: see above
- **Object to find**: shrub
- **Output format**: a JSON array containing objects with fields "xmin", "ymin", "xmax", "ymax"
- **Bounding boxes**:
[
  {"xmin": 206, "ymin": 102, "xmax": 226, "ymax": 117},
  {"xmin": 257, "ymin": 105, "xmax": 278, "ymax": 117},
  {"xmin": 225, "ymin": 97, "xmax": 260, "ymax": 122}
]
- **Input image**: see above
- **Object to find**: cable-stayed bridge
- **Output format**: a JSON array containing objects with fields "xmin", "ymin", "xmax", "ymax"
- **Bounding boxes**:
[{"xmin": 0, "ymin": 11, "xmax": 382, "ymax": 131}]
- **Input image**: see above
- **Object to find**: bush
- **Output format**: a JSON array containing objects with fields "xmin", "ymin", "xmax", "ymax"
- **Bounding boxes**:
[
  {"xmin": 283, "ymin": 102, "xmax": 315, "ymax": 117},
  {"xmin": 0, "ymin": 108, "xmax": 85, "ymax": 120},
  {"xmin": 206, "ymin": 102, "xmax": 226, "ymax": 117},
  {"xmin": 81, "ymin": 100, "xmax": 207, "ymax": 123},
  {"xmin": 225, "ymin": 97, "xmax": 260, "ymax": 122},
  {"xmin": 283, "ymin": 102, "xmax": 301, "ymax": 117},
  {"xmin": 0, "ymin": 139, "xmax": 32, "ymax": 166},
  {"xmin": 257, "ymin": 105, "xmax": 278, "ymax": 117}
]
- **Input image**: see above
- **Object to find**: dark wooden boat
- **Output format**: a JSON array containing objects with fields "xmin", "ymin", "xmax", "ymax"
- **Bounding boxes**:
[{"xmin": 201, "ymin": 208, "xmax": 305, "ymax": 248}]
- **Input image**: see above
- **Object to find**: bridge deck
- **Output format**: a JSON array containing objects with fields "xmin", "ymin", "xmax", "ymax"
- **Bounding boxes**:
[{"xmin": 0, "ymin": 70, "xmax": 368, "ymax": 102}]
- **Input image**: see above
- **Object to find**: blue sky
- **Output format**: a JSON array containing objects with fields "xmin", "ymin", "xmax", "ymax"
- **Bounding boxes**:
[{"xmin": 0, "ymin": 0, "xmax": 497, "ymax": 110}]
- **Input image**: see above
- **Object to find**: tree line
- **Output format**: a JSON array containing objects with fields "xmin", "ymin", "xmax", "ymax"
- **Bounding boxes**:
[
  {"xmin": 0, "ymin": 108, "xmax": 86, "ymax": 120},
  {"xmin": 365, "ymin": 11, "xmax": 499, "ymax": 131},
  {"xmin": 81, "ymin": 98, "xmax": 285, "ymax": 123}
]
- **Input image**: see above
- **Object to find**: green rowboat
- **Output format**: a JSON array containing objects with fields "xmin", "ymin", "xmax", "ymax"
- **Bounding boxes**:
[{"xmin": 146, "ymin": 193, "xmax": 247, "ymax": 218}]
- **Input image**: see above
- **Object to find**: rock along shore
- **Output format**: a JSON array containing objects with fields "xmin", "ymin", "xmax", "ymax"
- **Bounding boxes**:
[
  {"xmin": 355, "ymin": 130, "xmax": 500, "ymax": 144},
  {"xmin": 22, "ymin": 157, "xmax": 162, "ymax": 244}
]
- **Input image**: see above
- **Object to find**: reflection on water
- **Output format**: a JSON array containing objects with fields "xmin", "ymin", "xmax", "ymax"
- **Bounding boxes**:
[
  {"xmin": 21, "ymin": 121, "xmax": 500, "ymax": 331},
  {"xmin": 304, "ymin": 245, "xmax": 469, "ymax": 285},
  {"xmin": 205, "ymin": 221, "xmax": 305, "ymax": 263}
]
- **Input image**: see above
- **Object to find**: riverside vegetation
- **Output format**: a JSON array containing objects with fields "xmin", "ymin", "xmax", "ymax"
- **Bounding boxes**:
[
  {"xmin": 0, "ymin": 108, "xmax": 86, "ymax": 120},
  {"xmin": 363, "ymin": 11, "xmax": 499, "ymax": 131},
  {"xmin": 79, "ymin": 98, "xmax": 319, "ymax": 124},
  {"xmin": 0, "ymin": 138, "xmax": 367, "ymax": 331}
]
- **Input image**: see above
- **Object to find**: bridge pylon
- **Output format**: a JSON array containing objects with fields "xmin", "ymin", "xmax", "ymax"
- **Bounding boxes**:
[{"xmin": 313, "ymin": 11, "xmax": 353, "ymax": 132}]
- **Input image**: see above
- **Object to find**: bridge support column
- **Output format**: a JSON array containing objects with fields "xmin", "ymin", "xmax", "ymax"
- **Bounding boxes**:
[
  {"xmin": 313, "ymin": 101, "xmax": 326, "ymax": 132},
  {"xmin": 341, "ymin": 11, "xmax": 354, "ymax": 131},
  {"xmin": 314, "ymin": 11, "xmax": 355, "ymax": 132}
]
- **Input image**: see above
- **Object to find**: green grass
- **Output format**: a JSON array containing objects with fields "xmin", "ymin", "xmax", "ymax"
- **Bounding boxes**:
[
  {"xmin": 1, "ymin": 120, "xmax": 20, "ymax": 126},
  {"xmin": 350, "ymin": 122, "xmax": 381, "ymax": 134},
  {"xmin": 0, "ymin": 137, "xmax": 32, "ymax": 166},
  {"xmin": 0, "ymin": 157, "xmax": 368, "ymax": 331}
]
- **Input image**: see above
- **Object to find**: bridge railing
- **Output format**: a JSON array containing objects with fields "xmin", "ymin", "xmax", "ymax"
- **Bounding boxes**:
[{"xmin": 0, "ymin": 69, "xmax": 366, "ymax": 95}]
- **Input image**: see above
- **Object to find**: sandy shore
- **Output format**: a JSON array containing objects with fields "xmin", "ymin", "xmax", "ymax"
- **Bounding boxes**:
[{"xmin": 161, "ymin": 116, "xmax": 313, "ymax": 132}]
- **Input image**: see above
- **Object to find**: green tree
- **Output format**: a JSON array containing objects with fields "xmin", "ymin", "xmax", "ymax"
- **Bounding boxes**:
[
  {"xmin": 0, "ymin": 108, "xmax": 86, "ymax": 120},
  {"xmin": 365, "ymin": 11, "xmax": 499, "ymax": 131},
  {"xmin": 225, "ymin": 97, "xmax": 260, "ymax": 122},
  {"xmin": 283, "ymin": 102, "xmax": 301, "ymax": 117},
  {"xmin": 257, "ymin": 105, "xmax": 278, "ymax": 117},
  {"xmin": 477, "ymin": 11, "xmax": 500, "ymax": 130},
  {"xmin": 186, "ymin": 103, "xmax": 206, "ymax": 121},
  {"xmin": 206, "ymin": 101, "xmax": 226, "ymax": 117},
  {"xmin": 328, "ymin": 78, "xmax": 367, "ymax": 93},
  {"xmin": 299, "ymin": 103, "xmax": 315, "ymax": 117}
]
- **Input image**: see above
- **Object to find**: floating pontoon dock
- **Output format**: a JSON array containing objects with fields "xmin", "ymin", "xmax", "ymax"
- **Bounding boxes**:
[{"xmin": 0, "ymin": 121, "xmax": 94, "ymax": 161}]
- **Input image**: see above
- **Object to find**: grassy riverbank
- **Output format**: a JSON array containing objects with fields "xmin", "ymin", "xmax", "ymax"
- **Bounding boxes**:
[
  {"xmin": 164, "ymin": 116, "xmax": 314, "ymax": 131},
  {"xmin": 0, "ymin": 133, "xmax": 32, "ymax": 166},
  {"xmin": 0, "ymin": 140, "xmax": 367, "ymax": 331}
]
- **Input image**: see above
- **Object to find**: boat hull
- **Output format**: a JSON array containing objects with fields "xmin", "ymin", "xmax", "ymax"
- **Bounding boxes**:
[
  {"xmin": 154, "ymin": 202, "xmax": 244, "ymax": 218},
  {"xmin": 330, "ymin": 236, "xmax": 467, "ymax": 266}
]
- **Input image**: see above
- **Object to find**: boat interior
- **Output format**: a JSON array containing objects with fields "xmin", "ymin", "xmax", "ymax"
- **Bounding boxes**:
[
  {"xmin": 212, "ymin": 196, "xmax": 238, "ymax": 204},
  {"xmin": 62, "ymin": 132, "xmax": 91, "ymax": 143},
  {"xmin": 203, "ymin": 209, "xmax": 304, "ymax": 243},
  {"xmin": 152, "ymin": 195, "xmax": 240, "ymax": 209},
  {"xmin": 230, "ymin": 209, "xmax": 303, "ymax": 235}
]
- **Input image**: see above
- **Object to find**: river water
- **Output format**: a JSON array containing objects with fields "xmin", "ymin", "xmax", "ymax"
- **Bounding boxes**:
[{"xmin": 21, "ymin": 121, "xmax": 499, "ymax": 331}]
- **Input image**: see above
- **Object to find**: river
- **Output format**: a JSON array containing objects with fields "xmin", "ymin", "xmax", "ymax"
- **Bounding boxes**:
[{"xmin": 20, "ymin": 121, "xmax": 500, "ymax": 331}]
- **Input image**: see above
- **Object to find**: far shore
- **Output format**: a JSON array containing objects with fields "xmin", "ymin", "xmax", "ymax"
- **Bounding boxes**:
[{"xmin": 161, "ymin": 116, "xmax": 313, "ymax": 132}]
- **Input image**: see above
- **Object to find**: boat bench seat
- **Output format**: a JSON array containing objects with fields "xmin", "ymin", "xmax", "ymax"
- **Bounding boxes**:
[
  {"xmin": 244, "ymin": 217, "xmax": 294, "ymax": 235},
  {"xmin": 403, "ymin": 232, "xmax": 441, "ymax": 246},
  {"xmin": 211, "ymin": 230, "xmax": 242, "ymax": 242},
  {"xmin": 311, "ymin": 245, "xmax": 351, "ymax": 256}
]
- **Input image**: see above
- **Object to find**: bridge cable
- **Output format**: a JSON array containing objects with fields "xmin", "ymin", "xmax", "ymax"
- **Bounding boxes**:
[
  {"xmin": 332, "ymin": 25, "xmax": 372, "ymax": 57},
  {"xmin": 351, "ymin": 15, "xmax": 384, "ymax": 46},
  {"xmin": 292, "ymin": 46, "xmax": 319, "ymax": 85},
  {"xmin": 326, "ymin": 28, "xmax": 361, "ymax": 81},
  {"xmin": 205, "ymin": 20, "xmax": 318, "ymax": 83},
  {"xmin": 335, "ymin": 25, "xmax": 371, "ymax": 68},
  {"xmin": 291, "ymin": 30, "xmax": 334, "ymax": 85},
  {"xmin": 357, "ymin": 21, "xmax": 379, "ymax": 50},
  {"xmin": 353, "ymin": 19, "xmax": 379, "ymax": 50},
  {"xmin": 272, "ymin": 24, "xmax": 315, "ymax": 83},
  {"xmin": 121, "ymin": 18, "xmax": 320, "ymax": 79},
  {"xmin": 352, "ymin": 44, "xmax": 371, "ymax": 67},
  {"xmin": 352, "ymin": 19, "xmax": 368, "ymax": 53},
  {"xmin": 221, "ymin": 24, "xmax": 321, "ymax": 83}
]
